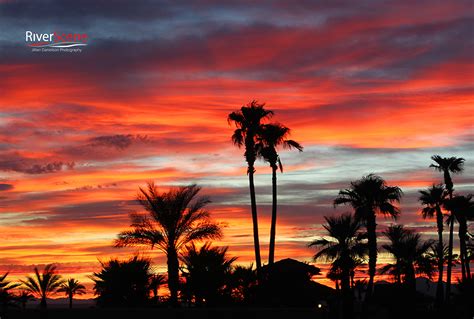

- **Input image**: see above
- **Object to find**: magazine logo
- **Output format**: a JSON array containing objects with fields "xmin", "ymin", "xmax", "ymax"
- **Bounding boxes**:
[{"xmin": 26, "ymin": 31, "xmax": 88, "ymax": 52}]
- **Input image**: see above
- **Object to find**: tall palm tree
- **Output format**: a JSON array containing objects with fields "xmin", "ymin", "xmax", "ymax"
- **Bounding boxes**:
[
  {"xmin": 444, "ymin": 195, "xmax": 474, "ymax": 281},
  {"xmin": 309, "ymin": 213, "xmax": 368, "ymax": 319},
  {"xmin": 430, "ymin": 155, "xmax": 465, "ymax": 197},
  {"xmin": 334, "ymin": 174, "xmax": 402, "ymax": 299},
  {"xmin": 419, "ymin": 184, "xmax": 447, "ymax": 305},
  {"xmin": 228, "ymin": 100, "xmax": 274, "ymax": 272},
  {"xmin": 381, "ymin": 225, "xmax": 434, "ymax": 292},
  {"xmin": 257, "ymin": 123, "xmax": 303, "ymax": 265},
  {"xmin": 180, "ymin": 242, "xmax": 237, "ymax": 305},
  {"xmin": 430, "ymin": 155, "xmax": 465, "ymax": 300},
  {"xmin": 115, "ymin": 183, "xmax": 222, "ymax": 305},
  {"xmin": 58, "ymin": 278, "xmax": 86, "ymax": 309},
  {"xmin": 20, "ymin": 264, "xmax": 63, "ymax": 309}
]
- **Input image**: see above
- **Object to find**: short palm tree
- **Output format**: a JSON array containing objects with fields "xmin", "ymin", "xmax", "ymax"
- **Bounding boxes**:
[
  {"xmin": 115, "ymin": 183, "xmax": 222, "ymax": 305},
  {"xmin": 149, "ymin": 274, "xmax": 166, "ymax": 303},
  {"xmin": 16, "ymin": 290, "xmax": 34, "ymax": 310},
  {"xmin": 444, "ymin": 195, "xmax": 474, "ymax": 281},
  {"xmin": 228, "ymin": 265, "xmax": 257, "ymax": 304},
  {"xmin": 334, "ymin": 174, "xmax": 402, "ymax": 299},
  {"xmin": 426, "ymin": 243, "xmax": 460, "ymax": 272},
  {"xmin": 181, "ymin": 242, "xmax": 237, "ymax": 305},
  {"xmin": 58, "ymin": 278, "xmax": 86, "ymax": 309},
  {"xmin": 430, "ymin": 155, "xmax": 465, "ymax": 301},
  {"xmin": 228, "ymin": 100, "xmax": 274, "ymax": 272},
  {"xmin": 419, "ymin": 184, "xmax": 447, "ymax": 305},
  {"xmin": 21, "ymin": 264, "xmax": 63, "ymax": 309},
  {"xmin": 381, "ymin": 225, "xmax": 434, "ymax": 292},
  {"xmin": 309, "ymin": 213, "xmax": 368, "ymax": 318},
  {"xmin": 0, "ymin": 272, "xmax": 20, "ymax": 310},
  {"xmin": 257, "ymin": 123, "xmax": 303, "ymax": 265},
  {"xmin": 91, "ymin": 256, "xmax": 152, "ymax": 307}
]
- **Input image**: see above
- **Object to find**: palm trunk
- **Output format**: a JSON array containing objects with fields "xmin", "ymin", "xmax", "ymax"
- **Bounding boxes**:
[
  {"xmin": 167, "ymin": 248, "xmax": 179, "ymax": 306},
  {"xmin": 341, "ymin": 267, "xmax": 353, "ymax": 319},
  {"xmin": 459, "ymin": 221, "xmax": 470, "ymax": 280},
  {"xmin": 268, "ymin": 165, "xmax": 278, "ymax": 265},
  {"xmin": 406, "ymin": 264, "xmax": 416, "ymax": 293},
  {"xmin": 445, "ymin": 216, "xmax": 454, "ymax": 302},
  {"xmin": 40, "ymin": 296, "xmax": 47, "ymax": 309},
  {"xmin": 459, "ymin": 229, "xmax": 466, "ymax": 281},
  {"xmin": 396, "ymin": 262, "xmax": 401, "ymax": 285},
  {"xmin": 153, "ymin": 288, "xmax": 158, "ymax": 303},
  {"xmin": 365, "ymin": 214, "xmax": 377, "ymax": 301},
  {"xmin": 350, "ymin": 270, "xmax": 355, "ymax": 289},
  {"xmin": 435, "ymin": 206, "xmax": 444, "ymax": 306},
  {"xmin": 248, "ymin": 165, "xmax": 262, "ymax": 273},
  {"xmin": 69, "ymin": 293, "xmax": 72, "ymax": 309}
]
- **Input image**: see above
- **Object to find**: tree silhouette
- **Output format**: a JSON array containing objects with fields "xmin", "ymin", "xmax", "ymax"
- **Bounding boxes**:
[
  {"xmin": 20, "ymin": 264, "xmax": 63, "ymax": 309},
  {"xmin": 334, "ymin": 174, "xmax": 402, "ymax": 299},
  {"xmin": 181, "ymin": 242, "xmax": 237, "ymax": 306},
  {"xmin": 381, "ymin": 225, "xmax": 434, "ymax": 292},
  {"xmin": 326, "ymin": 265, "xmax": 342, "ymax": 292},
  {"xmin": 0, "ymin": 272, "xmax": 20, "ymax": 312},
  {"xmin": 227, "ymin": 265, "xmax": 257, "ymax": 304},
  {"xmin": 430, "ymin": 155, "xmax": 465, "ymax": 301},
  {"xmin": 58, "ymin": 278, "xmax": 86, "ymax": 309},
  {"xmin": 228, "ymin": 100, "xmax": 274, "ymax": 272},
  {"xmin": 16, "ymin": 290, "xmax": 34, "ymax": 310},
  {"xmin": 115, "ymin": 183, "xmax": 221, "ymax": 305},
  {"xmin": 257, "ymin": 123, "xmax": 303, "ymax": 265},
  {"xmin": 91, "ymin": 256, "xmax": 152, "ymax": 307},
  {"xmin": 444, "ymin": 195, "xmax": 474, "ymax": 281},
  {"xmin": 309, "ymin": 213, "xmax": 368, "ymax": 319},
  {"xmin": 149, "ymin": 274, "xmax": 165, "ymax": 304},
  {"xmin": 419, "ymin": 184, "xmax": 447, "ymax": 305},
  {"xmin": 430, "ymin": 155, "xmax": 465, "ymax": 197}
]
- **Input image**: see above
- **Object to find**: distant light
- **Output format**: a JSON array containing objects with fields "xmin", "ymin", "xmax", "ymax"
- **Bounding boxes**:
[{"xmin": 318, "ymin": 303, "xmax": 322, "ymax": 309}]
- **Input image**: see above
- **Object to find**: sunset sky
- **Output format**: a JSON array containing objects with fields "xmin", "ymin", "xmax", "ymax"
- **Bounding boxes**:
[{"xmin": 0, "ymin": 0, "xmax": 473, "ymax": 296}]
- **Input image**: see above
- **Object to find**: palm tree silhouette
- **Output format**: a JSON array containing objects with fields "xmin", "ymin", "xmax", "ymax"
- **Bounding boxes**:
[
  {"xmin": 419, "ymin": 184, "xmax": 447, "ymax": 305},
  {"xmin": 181, "ymin": 242, "xmax": 237, "ymax": 306},
  {"xmin": 334, "ymin": 174, "xmax": 402, "ymax": 299},
  {"xmin": 381, "ymin": 225, "xmax": 434, "ymax": 292},
  {"xmin": 115, "ymin": 183, "xmax": 222, "ymax": 305},
  {"xmin": 309, "ymin": 213, "xmax": 368, "ymax": 319},
  {"xmin": 426, "ymin": 243, "xmax": 460, "ymax": 275},
  {"xmin": 58, "ymin": 278, "xmax": 86, "ymax": 309},
  {"xmin": 91, "ymin": 256, "xmax": 152, "ymax": 307},
  {"xmin": 228, "ymin": 100, "xmax": 274, "ymax": 272},
  {"xmin": 16, "ymin": 290, "xmax": 34, "ymax": 310},
  {"xmin": 256, "ymin": 123, "xmax": 303, "ymax": 265},
  {"xmin": 20, "ymin": 264, "xmax": 63, "ymax": 309},
  {"xmin": 430, "ymin": 155, "xmax": 465, "ymax": 301},
  {"xmin": 0, "ymin": 272, "xmax": 20, "ymax": 311},
  {"xmin": 149, "ymin": 274, "xmax": 165, "ymax": 304},
  {"xmin": 326, "ymin": 265, "xmax": 342, "ymax": 292},
  {"xmin": 228, "ymin": 265, "xmax": 257, "ymax": 304},
  {"xmin": 430, "ymin": 155, "xmax": 465, "ymax": 197},
  {"xmin": 444, "ymin": 195, "xmax": 473, "ymax": 281}
]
